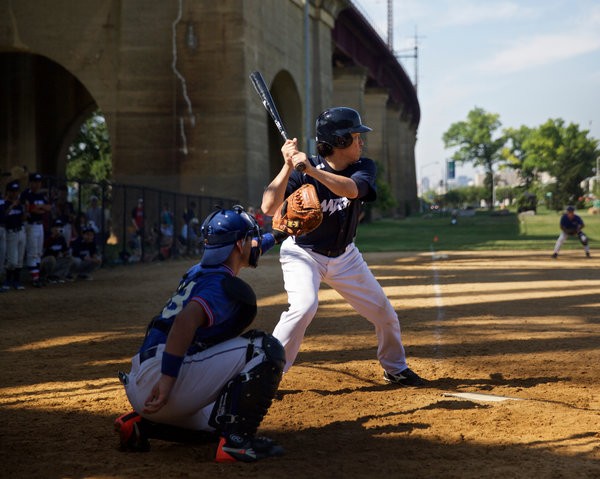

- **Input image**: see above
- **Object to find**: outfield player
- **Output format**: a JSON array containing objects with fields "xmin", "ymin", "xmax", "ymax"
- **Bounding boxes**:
[
  {"xmin": 261, "ymin": 107, "xmax": 424, "ymax": 386},
  {"xmin": 552, "ymin": 206, "xmax": 591, "ymax": 258},
  {"xmin": 115, "ymin": 206, "xmax": 285, "ymax": 463}
]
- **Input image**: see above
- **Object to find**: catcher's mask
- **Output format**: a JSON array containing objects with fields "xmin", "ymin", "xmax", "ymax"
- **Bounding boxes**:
[
  {"xmin": 315, "ymin": 107, "xmax": 372, "ymax": 149},
  {"xmin": 200, "ymin": 205, "xmax": 261, "ymax": 266}
]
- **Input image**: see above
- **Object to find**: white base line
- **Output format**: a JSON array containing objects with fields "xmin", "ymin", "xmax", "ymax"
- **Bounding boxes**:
[
  {"xmin": 430, "ymin": 247, "xmax": 445, "ymax": 358},
  {"xmin": 443, "ymin": 392, "xmax": 523, "ymax": 402}
]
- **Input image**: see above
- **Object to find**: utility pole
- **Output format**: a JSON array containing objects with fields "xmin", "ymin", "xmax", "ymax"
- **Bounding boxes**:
[{"xmin": 387, "ymin": 0, "xmax": 422, "ymax": 91}]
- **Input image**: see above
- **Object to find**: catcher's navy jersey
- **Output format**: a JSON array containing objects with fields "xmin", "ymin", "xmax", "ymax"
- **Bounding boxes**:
[
  {"xmin": 286, "ymin": 155, "xmax": 377, "ymax": 254},
  {"xmin": 139, "ymin": 264, "xmax": 253, "ymax": 354}
]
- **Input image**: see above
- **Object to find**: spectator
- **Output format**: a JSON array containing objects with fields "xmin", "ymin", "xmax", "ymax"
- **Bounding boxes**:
[
  {"xmin": 1, "ymin": 181, "xmax": 26, "ymax": 291},
  {"xmin": 130, "ymin": 198, "xmax": 144, "ymax": 260},
  {"xmin": 159, "ymin": 203, "xmax": 174, "ymax": 259},
  {"xmin": 86, "ymin": 194, "xmax": 110, "ymax": 247},
  {"xmin": 0, "ymin": 187, "xmax": 6, "ymax": 286},
  {"xmin": 69, "ymin": 226, "xmax": 102, "ymax": 280},
  {"xmin": 51, "ymin": 184, "xmax": 75, "ymax": 245},
  {"xmin": 180, "ymin": 217, "xmax": 201, "ymax": 256},
  {"xmin": 40, "ymin": 218, "xmax": 73, "ymax": 284},
  {"xmin": 181, "ymin": 202, "xmax": 198, "ymax": 255}
]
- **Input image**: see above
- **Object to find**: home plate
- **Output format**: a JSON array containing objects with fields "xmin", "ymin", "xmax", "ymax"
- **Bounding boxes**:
[{"xmin": 443, "ymin": 392, "xmax": 523, "ymax": 402}]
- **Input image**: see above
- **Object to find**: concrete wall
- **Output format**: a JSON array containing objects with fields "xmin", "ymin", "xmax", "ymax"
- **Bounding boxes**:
[{"xmin": 0, "ymin": 0, "xmax": 419, "ymax": 214}]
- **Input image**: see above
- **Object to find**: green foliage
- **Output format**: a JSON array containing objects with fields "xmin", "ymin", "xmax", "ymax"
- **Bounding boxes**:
[
  {"xmin": 524, "ymin": 119, "xmax": 598, "ymax": 209},
  {"xmin": 66, "ymin": 111, "xmax": 112, "ymax": 182},
  {"xmin": 442, "ymin": 107, "xmax": 506, "ymax": 209},
  {"xmin": 443, "ymin": 108, "xmax": 599, "ymax": 213},
  {"xmin": 502, "ymin": 125, "xmax": 535, "ymax": 188},
  {"xmin": 371, "ymin": 160, "xmax": 397, "ymax": 213},
  {"xmin": 438, "ymin": 185, "xmax": 487, "ymax": 208}
]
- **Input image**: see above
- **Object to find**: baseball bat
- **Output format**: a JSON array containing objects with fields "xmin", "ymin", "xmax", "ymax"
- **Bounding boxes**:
[{"xmin": 249, "ymin": 71, "xmax": 305, "ymax": 172}]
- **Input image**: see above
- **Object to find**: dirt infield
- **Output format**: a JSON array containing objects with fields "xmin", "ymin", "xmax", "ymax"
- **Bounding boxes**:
[{"xmin": 1, "ymin": 250, "xmax": 599, "ymax": 478}]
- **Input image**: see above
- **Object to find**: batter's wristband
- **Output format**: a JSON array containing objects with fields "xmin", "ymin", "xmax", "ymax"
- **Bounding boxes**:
[{"xmin": 161, "ymin": 351, "xmax": 184, "ymax": 378}]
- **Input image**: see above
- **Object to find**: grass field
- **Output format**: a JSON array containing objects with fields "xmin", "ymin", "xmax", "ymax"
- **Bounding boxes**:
[{"xmin": 355, "ymin": 208, "xmax": 600, "ymax": 253}]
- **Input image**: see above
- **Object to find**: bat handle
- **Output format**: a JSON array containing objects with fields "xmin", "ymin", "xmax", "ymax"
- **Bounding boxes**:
[{"xmin": 295, "ymin": 163, "xmax": 306, "ymax": 172}]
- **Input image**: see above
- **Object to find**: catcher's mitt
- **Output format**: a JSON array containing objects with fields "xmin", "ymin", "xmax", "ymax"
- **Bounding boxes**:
[{"xmin": 272, "ymin": 183, "xmax": 323, "ymax": 241}]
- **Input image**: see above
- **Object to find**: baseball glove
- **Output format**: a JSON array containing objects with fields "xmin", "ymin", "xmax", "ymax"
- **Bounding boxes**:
[{"xmin": 272, "ymin": 183, "xmax": 323, "ymax": 242}]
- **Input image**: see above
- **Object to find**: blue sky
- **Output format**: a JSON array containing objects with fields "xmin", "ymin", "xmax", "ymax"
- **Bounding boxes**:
[{"xmin": 353, "ymin": 0, "xmax": 600, "ymax": 186}]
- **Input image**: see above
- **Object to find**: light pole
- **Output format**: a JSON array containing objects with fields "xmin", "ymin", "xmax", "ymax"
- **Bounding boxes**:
[{"xmin": 419, "ymin": 161, "xmax": 440, "ymax": 212}]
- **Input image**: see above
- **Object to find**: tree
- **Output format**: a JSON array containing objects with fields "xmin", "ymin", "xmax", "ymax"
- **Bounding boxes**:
[
  {"xmin": 66, "ymin": 111, "xmax": 112, "ymax": 182},
  {"xmin": 524, "ymin": 119, "xmax": 598, "ymax": 209},
  {"xmin": 442, "ymin": 107, "xmax": 506, "ymax": 209},
  {"xmin": 502, "ymin": 125, "xmax": 535, "ymax": 189}
]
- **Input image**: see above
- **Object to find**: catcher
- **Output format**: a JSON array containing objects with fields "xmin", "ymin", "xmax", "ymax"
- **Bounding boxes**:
[
  {"xmin": 552, "ymin": 206, "xmax": 591, "ymax": 258},
  {"xmin": 115, "ymin": 206, "xmax": 290, "ymax": 463},
  {"xmin": 261, "ymin": 106, "xmax": 425, "ymax": 387}
]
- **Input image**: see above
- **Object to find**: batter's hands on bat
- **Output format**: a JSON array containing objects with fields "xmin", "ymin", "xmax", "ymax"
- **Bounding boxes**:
[
  {"xmin": 281, "ymin": 138, "xmax": 299, "ymax": 167},
  {"xmin": 143, "ymin": 374, "xmax": 177, "ymax": 414},
  {"xmin": 292, "ymin": 151, "xmax": 310, "ymax": 173}
]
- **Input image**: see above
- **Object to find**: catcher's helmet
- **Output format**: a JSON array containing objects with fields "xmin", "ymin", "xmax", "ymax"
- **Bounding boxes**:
[
  {"xmin": 200, "ymin": 205, "xmax": 260, "ymax": 266},
  {"xmin": 315, "ymin": 107, "xmax": 372, "ymax": 149}
]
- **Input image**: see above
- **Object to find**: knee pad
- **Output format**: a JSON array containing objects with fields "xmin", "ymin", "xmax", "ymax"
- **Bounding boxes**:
[
  {"xmin": 578, "ymin": 232, "xmax": 588, "ymax": 246},
  {"xmin": 208, "ymin": 333, "xmax": 285, "ymax": 437}
]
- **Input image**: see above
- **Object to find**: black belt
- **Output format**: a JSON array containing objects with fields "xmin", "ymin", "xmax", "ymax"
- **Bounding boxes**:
[
  {"xmin": 28, "ymin": 221, "xmax": 43, "ymax": 225},
  {"xmin": 139, "ymin": 346, "xmax": 158, "ymax": 364},
  {"xmin": 312, "ymin": 246, "xmax": 347, "ymax": 258}
]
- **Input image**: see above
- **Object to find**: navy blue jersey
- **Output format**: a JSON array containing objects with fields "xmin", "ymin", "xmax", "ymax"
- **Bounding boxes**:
[
  {"xmin": 560, "ymin": 213, "xmax": 584, "ymax": 233},
  {"xmin": 139, "ymin": 264, "xmax": 255, "ymax": 354},
  {"xmin": 20, "ymin": 188, "xmax": 49, "ymax": 223},
  {"xmin": 285, "ymin": 155, "xmax": 377, "ymax": 253},
  {"xmin": 0, "ymin": 199, "xmax": 6, "ymax": 227},
  {"xmin": 43, "ymin": 234, "xmax": 69, "ymax": 257},
  {"xmin": 4, "ymin": 200, "xmax": 26, "ymax": 230},
  {"xmin": 71, "ymin": 236, "xmax": 97, "ymax": 260}
]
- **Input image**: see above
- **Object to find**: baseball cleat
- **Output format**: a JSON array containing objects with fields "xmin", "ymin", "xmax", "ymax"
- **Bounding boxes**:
[
  {"xmin": 114, "ymin": 411, "xmax": 150, "ymax": 452},
  {"xmin": 215, "ymin": 435, "xmax": 284, "ymax": 463},
  {"xmin": 383, "ymin": 368, "xmax": 425, "ymax": 387},
  {"xmin": 551, "ymin": 253, "xmax": 558, "ymax": 259}
]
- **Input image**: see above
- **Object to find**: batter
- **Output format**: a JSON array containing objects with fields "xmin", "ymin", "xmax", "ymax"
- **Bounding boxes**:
[{"xmin": 261, "ymin": 107, "xmax": 424, "ymax": 386}]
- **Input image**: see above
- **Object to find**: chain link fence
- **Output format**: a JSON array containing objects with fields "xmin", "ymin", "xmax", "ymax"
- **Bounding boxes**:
[{"xmin": 42, "ymin": 177, "xmax": 239, "ymax": 266}]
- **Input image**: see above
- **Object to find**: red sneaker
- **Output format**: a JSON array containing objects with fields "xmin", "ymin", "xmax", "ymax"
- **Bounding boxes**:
[
  {"xmin": 114, "ymin": 411, "xmax": 150, "ymax": 452},
  {"xmin": 215, "ymin": 434, "xmax": 284, "ymax": 463}
]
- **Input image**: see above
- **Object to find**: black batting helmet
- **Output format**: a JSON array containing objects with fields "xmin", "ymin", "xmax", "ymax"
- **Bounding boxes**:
[{"xmin": 315, "ymin": 107, "xmax": 372, "ymax": 149}]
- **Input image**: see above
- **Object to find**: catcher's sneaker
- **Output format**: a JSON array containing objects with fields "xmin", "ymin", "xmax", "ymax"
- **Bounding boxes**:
[
  {"xmin": 215, "ymin": 435, "xmax": 284, "ymax": 463},
  {"xmin": 384, "ymin": 368, "xmax": 425, "ymax": 387},
  {"xmin": 114, "ymin": 411, "xmax": 150, "ymax": 452}
]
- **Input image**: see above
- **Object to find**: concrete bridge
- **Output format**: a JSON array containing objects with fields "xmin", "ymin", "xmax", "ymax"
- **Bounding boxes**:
[{"xmin": 0, "ymin": 0, "xmax": 420, "ymax": 216}]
